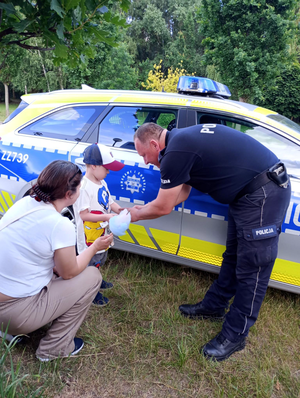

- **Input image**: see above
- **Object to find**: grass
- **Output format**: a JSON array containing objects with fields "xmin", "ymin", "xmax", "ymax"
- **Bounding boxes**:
[
  {"xmin": 0, "ymin": 103, "xmax": 19, "ymax": 123},
  {"xmin": 3, "ymin": 250, "xmax": 300, "ymax": 398},
  {"xmin": 0, "ymin": 331, "xmax": 43, "ymax": 397}
]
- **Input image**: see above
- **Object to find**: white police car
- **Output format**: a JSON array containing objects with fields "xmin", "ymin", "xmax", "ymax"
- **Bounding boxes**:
[{"xmin": 1, "ymin": 76, "xmax": 300, "ymax": 294}]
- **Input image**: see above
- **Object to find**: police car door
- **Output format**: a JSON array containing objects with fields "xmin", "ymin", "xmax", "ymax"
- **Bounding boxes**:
[{"xmin": 84, "ymin": 105, "xmax": 184, "ymax": 260}]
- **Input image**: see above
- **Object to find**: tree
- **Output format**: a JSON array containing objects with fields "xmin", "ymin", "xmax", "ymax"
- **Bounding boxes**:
[
  {"xmin": 0, "ymin": 46, "xmax": 22, "ymax": 116},
  {"xmin": 163, "ymin": 0, "xmax": 205, "ymax": 76},
  {"xmin": 198, "ymin": 0, "xmax": 298, "ymax": 102},
  {"xmin": 126, "ymin": 0, "xmax": 205, "ymax": 82},
  {"xmin": 128, "ymin": 2, "xmax": 171, "ymax": 63},
  {"xmin": 64, "ymin": 39, "xmax": 139, "ymax": 90},
  {"xmin": 96, "ymin": 43, "xmax": 139, "ymax": 89},
  {"xmin": 258, "ymin": 64, "xmax": 300, "ymax": 122},
  {"xmin": 0, "ymin": 0, "xmax": 129, "ymax": 66},
  {"xmin": 11, "ymin": 42, "xmax": 65, "ymax": 94}
]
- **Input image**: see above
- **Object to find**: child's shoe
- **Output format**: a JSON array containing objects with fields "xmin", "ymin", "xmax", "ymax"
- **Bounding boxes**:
[
  {"xmin": 92, "ymin": 292, "xmax": 109, "ymax": 306},
  {"xmin": 100, "ymin": 280, "xmax": 114, "ymax": 290}
]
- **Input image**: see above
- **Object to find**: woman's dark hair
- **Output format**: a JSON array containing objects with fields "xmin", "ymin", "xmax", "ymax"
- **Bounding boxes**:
[{"xmin": 30, "ymin": 160, "xmax": 82, "ymax": 203}]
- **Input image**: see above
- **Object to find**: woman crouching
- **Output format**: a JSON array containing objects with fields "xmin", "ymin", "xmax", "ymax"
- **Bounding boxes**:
[{"xmin": 0, "ymin": 160, "xmax": 113, "ymax": 361}]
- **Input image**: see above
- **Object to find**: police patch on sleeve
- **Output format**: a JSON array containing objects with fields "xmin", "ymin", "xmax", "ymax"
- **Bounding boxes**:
[{"xmin": 252, "ymin": 225, "xmax": 278, "ymax": 240}]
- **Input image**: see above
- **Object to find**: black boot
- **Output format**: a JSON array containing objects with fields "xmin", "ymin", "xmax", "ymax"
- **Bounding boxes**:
[
  {"xmin": 179, "ymin": 301, "xmax": 225, "ymax": 321},
  {"xmin": 201, "ymin": 332, "xmax": 246, "ymax": 361}
]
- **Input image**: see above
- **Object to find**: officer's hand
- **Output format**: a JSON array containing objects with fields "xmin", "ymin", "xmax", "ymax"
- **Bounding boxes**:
[{"xmin": 128, "ymin": 206, "xmax": 140, "ymax": 222}]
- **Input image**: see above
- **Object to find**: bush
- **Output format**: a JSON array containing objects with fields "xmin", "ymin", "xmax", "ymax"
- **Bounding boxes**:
[{"xmin": 257, "ymin": 64, "xmax": 300, "ymax": 123}]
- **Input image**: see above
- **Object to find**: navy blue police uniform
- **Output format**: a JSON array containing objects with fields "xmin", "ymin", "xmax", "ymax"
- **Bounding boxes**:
[{"xmin": 158, "ymin": 124, "xmax": 291, "ymax": 345}]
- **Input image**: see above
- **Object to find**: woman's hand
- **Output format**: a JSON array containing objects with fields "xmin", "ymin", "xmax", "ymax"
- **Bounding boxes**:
[
  {"xmin": 92, "ymin": 233, "xmax": 114, "ymax": 252},
  {"xmin": 54, "ymin": 233, "xmax": 114, "ymax": 279}
]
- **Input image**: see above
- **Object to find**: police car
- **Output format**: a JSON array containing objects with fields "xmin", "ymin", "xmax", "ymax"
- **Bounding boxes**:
[{"xmin": 1, "ymin": 76, "xmax": 300, "ymax": 294}]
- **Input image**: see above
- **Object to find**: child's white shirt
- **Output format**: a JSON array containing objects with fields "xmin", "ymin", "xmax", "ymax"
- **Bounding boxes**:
[{"xmin": 73, "ymin": 176, "xmax": 115, "ymax": 254}]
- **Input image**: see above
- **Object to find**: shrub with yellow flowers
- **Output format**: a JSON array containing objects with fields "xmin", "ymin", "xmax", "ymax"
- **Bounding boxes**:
[{"xmin": 142, "ymin": 61, "xmax": 195, "ymax": 93}]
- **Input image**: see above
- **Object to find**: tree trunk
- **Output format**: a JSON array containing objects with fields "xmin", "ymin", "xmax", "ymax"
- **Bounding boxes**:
[
  {"xmin": 4, "ymin": 83, "xmax": 9, "ymax": 118},
  {"xmin": 58, "ymin": 66, "xmax": 64, "ymax": 90},
  {"xmin": 37, "ymin": 49, "xmax": 50, "ymax": 92},
  {"xmin": 239, "ymin": 97, "xmax": 250, "ymax": 103}
]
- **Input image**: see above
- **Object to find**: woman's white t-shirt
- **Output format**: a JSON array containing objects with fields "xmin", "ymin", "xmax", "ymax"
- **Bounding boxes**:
[{"xmin": 0, "ymin": 196, "xmax": 76, "ymax": 298}]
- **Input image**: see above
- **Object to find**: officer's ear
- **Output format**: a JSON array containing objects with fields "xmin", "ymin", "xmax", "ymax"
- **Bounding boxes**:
[{"xmin": 150, "ymin": 139, "xmax": 159, "ymax": 151}]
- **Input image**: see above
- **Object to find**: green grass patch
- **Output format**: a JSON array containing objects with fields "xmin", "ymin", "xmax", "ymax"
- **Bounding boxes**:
[
  {"xmin": 3, "ymin": 251, "xmax": 300, "ymax": 397},
  {"xmin": 0, "ymin": 330, "xmax": 44, "ymax": 397}
]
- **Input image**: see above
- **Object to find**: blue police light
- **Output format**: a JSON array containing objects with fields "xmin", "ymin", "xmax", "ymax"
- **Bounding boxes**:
[
  {"xmin": 177, "ymin": 76, "xmax": 231, "ymax": 98},
  {"xmin": 212, "ymin": 80, "xmax": 231, "ymax": 98}
]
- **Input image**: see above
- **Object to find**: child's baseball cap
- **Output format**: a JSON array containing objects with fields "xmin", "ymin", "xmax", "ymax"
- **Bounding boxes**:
[{"xmin": 81, "ymin": 143, "xmax": 124, "ymax": 171}]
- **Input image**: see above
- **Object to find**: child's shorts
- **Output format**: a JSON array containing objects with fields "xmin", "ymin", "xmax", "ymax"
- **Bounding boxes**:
[{"xmin": 88, "ymin": 251, "xmax": 108, "ymax": 268}]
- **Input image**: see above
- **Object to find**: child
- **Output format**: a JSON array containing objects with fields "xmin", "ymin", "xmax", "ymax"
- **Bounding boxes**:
[{"xmin": 73, "ymin": 143, "xmax": 124, "ymax": 306}]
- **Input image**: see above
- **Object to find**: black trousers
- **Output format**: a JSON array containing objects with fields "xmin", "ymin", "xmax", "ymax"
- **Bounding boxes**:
[{"xmin": 201, "ymin": 180, "xmax": 291, "ymax": 342}]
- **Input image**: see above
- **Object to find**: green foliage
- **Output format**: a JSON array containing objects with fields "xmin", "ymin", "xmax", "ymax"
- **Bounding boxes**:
[
  {"xmin": 127, "ymin": 1, "xmax": 171, "ymax": 63},
  {"xmin": 0, "ymin": 0, "xmax": 130, "ymax": 66},
  {"xmin": 4, "ymin": 30, "xmax": 139, "ymax": 95},
  {"xmin": 94, "ymin": 43, "xmax": 139, "ymax": 89},
  {"xmin": 2, "ymin": 0, "xmax": 300, "ymax": 126},
  {"xmin": 64, "ymin": 39, "xmax": 139, "ymax": 90},
  {"xmin": 0, "ymin": 46, "xmax": 23, "ymax": 84},
  {"xmin": 198, "ymin": 0, "xmax": 298, "ymax": 102},
  {"xmin": 257, "ymin": 64, "xmax": 300, "ymax": 122},
  {"xmin": 163, "ymin": 0, "xmax": 205, "ymax": 76},
  {"xmin": 127, "ymin": 0, "xmax": 205, "ymax": 77},
  {"xmin": 10, "ymin": 42, "xmax": 65, "ymax": 93}
]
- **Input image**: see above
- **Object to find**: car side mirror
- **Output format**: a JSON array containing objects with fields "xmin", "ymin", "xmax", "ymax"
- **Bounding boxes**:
[{"xmin": 112, "ymin": 137, "xmax": 123, "ymax": 147}]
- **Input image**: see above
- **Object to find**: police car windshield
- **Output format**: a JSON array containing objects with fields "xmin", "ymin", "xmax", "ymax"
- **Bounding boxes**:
[{"xmin": 267, "ymin": 114, "xmax": 300, "ymax": 135}]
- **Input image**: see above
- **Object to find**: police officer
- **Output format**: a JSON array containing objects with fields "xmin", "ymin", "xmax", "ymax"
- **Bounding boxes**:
[{"xmin": 130, "ymin": 122, "xmax": 291, "ymax": 361}]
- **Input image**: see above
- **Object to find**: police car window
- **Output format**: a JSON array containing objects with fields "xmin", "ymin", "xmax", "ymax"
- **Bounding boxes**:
[
  {"xmin": 99, "ymin": 107, "xmax": 178, "ymax": 149},
  {"xmin": 242, "ymin": 126, "xmax": 300, "ymax": 178},
  {"xmin": 18, "ymin": 106, "xmax": 105, "ymax": 141},
  {"xmin": 197, "ymin": 112, "xmax": 300, "ymax": 178}
]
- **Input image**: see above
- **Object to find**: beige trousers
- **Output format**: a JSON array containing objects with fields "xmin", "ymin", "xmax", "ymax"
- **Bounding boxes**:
[{"xmin": 0, "ymin": 267, "xmax": 101, "ymax": 360}]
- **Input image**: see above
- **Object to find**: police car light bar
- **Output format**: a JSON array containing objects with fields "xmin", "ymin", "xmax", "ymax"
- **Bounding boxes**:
[{"xmin": 177, "ymin": 76, "xmax": 231, "ymax": 98}]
